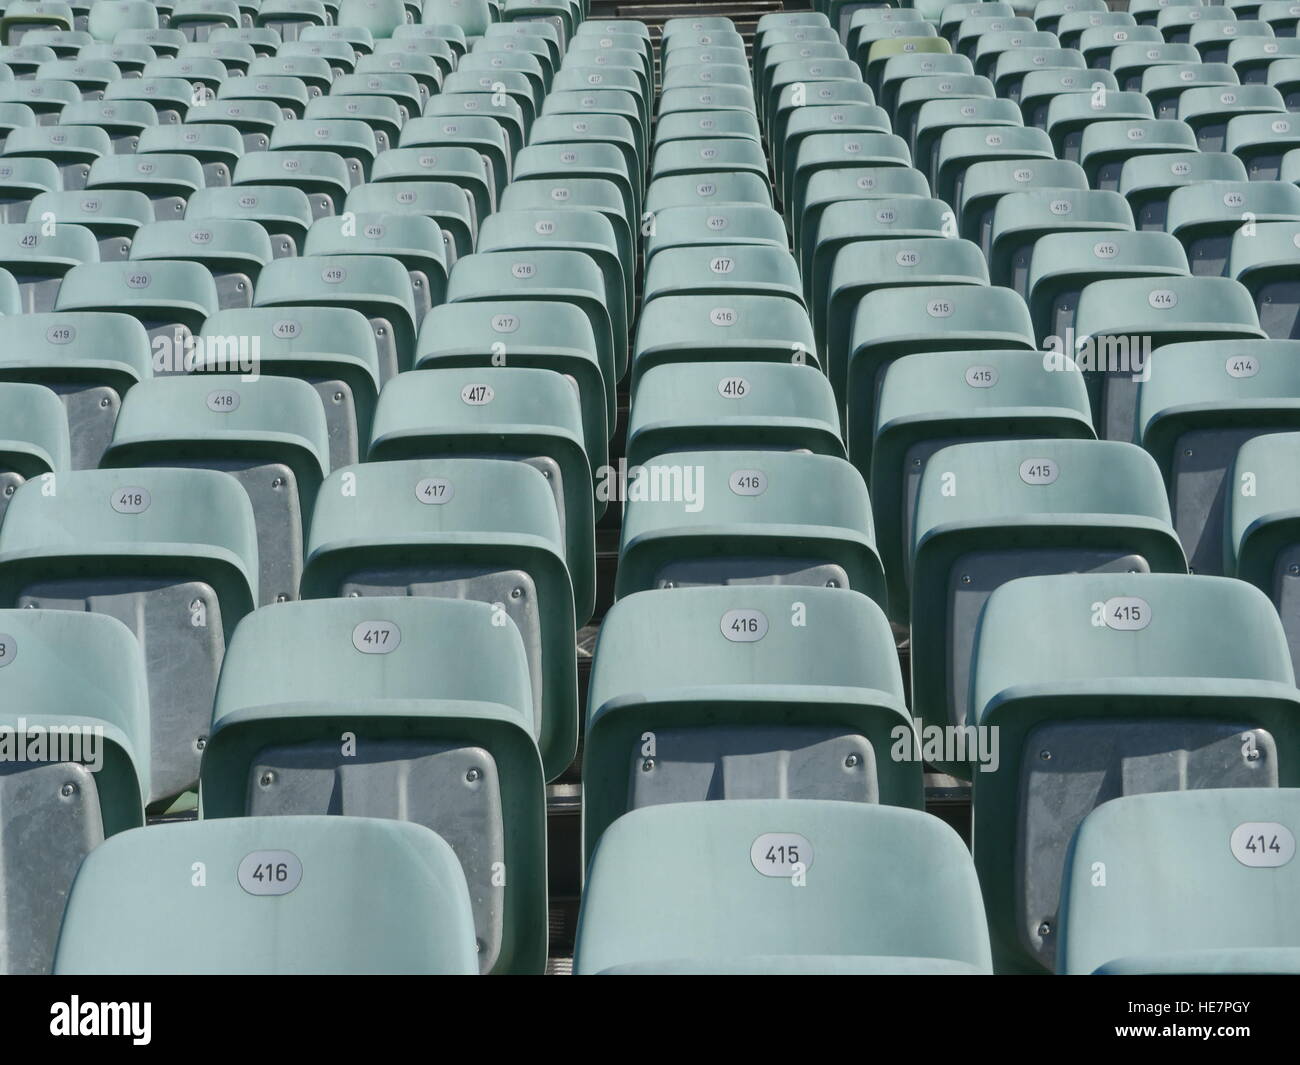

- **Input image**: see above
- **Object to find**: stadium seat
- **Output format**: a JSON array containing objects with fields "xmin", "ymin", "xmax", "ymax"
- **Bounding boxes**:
[
  {"xmin": 1137, "ymin": 338, "xmax": 1300, "ymax": 576},
  {"xmin": 129, "ymin": 216, "xmax": 271, "ymax": 309},
  {"xmin": 100, "ymin": 374, "xmax": 329, "ymax": 604},
  {"xmin": 367, "ymin": 366, "xmax": 596, "ymax": 619},
  {"xmin": 847, "ymin": 284, "xmax": 1038, "ymax": 447},
  {"xmin": 867, "ymin": 348, "xmax": 1096, "ymax": 622},
  {"xmin": 583, "ymin": 586, "xmax": 918, "ymax": 860},
  {"xmin": 1057, "ymin": 789, "xmax": 1300, "ymax": 974},
  {"xmin": 197, "ymin": 305, "xmax": 381, "ymax": 468},
  {"xmin": 1026, "ymin": 229, "xmax": 1190, "ymax": 344},
  {"xmin": 0, "ymin": 219, "xmax": 98, "ymax": 311},
  {"xmin": 625, "ymin": 360, "xmax": 842, "ymax": 469},
  {"xmin": 910, "ymin": 438, "xmax": 1185, "ymax": 751},
  {"xmin": 1165, "ymin": 179, "xmax": 1300, "ymax": 276},
  {"xmin": 1079, "ymin": 118, "xmax": 1199, "ymax": 192},
  {"xmin": 1229, "ymin": 220, "xmax": 1300, "ymax": 339},
  {"xmin": 1073, "ymin": 275, "xmax": 1266, "ymax": 440},
  {"xmin": 970, "ymin": 571, "xmax": 1300, "ymax": 972},
  {"xmin": 1119, "ymin": 150, "xmax": 1247, "ymax": 231},
  {"xmin": 0, "ymin": 466, "xmax": 258, "ymax": 805},
  {"xmin": 614, "ymin": 449, "xmax": 885, "ymax": 609},
  {"xmin": 0, "ymin": 380, "xmax": 68, "ymax": 521},
  {"xmin": 958, "ymin": 157, "xmax": 1089, "ymax": 254},
  {"xmin": 298, "ymin": 457, "xmax": 576, "ymax": 781},
  {"xmin": 0, "ymin": 608, "xmax": 148, "ymax": 974},
  {"xmin": 53, "ymin": 816, "xmax": 480, "ymax": 974},
  {"xmin": 574, "ymin": 800, "xmax": 993, "ymax": 975},
  {"xmin": 53, "ymin": 258, "xmax": 217, "ymax": 346}
]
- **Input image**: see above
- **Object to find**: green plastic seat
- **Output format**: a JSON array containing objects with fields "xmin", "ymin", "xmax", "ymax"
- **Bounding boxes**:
[
  {"xmin": 970, "ymin": 571, "xmax": 1300, "ymax": 973},
  {"xmin": 270, "ymin": 118, "xmax": 379, "ymax": 182},
  {"xmin": 779, "ymin": 102, "xmax": 889, "ymax": 204},
  {"xmin": 789, "ymin": 132, "xmax": 910, "ymax": 233},
  {"xmin": 955, "ymin": 14, "xmax": 1033, "ymax": 61},
  {"xmin": 825, "ymin": 237, "xmax": 988, "ymax": 404},
  {"xmin": 198, "ymin": 306, "xmax": 381, "ymax": 468},
  {"xmin": 542, "ymin": 90, "xmax": 645, "ymax": 175},
  {"xmin": 530, "ymin": 112, "xmax": 642, "ymax": 191},
  {"xmin": 644, "ymin": 171, "xmax": 772, "ymax": 217},
  {"xmin": 100, "ymin": 375, "xmax": 329, "ymax": 605},
  {"xmin": 398, "ymin": 20, "xmax": 467, "ymax": 58},
  {"xmin": 198, "ymin": 597, "xmax": 544, "ymax": 973},
  {"xmin": 253, "ymin": 254, "xmax": 416, "ymax": 381},
  {"xmin": 869, "ymin": 348, "xmax": 1096, "ymax": 622},
  {"xmin": 1119, "ymin": 150, "xmax": 1247, "ymax": 231},
  {"xmin": 1259, "ymin": 0, "xmax": 1300, "ymax": 36},
  {"xmin": 1027, "ymin": 230, "xmax": 1190, "ymax": 344},
  {"xmin": 880, "ymin": 51, "xmax": 974, "ymax": 116},
  {"xmin": 1166, "ymin": 179, "xmax": 1300, "ymax": 276},
  {"xmin": 915, "ymin": 98, "xmax": 1023, "ymax": 188},
  {"xmin": 1179, "ymin": 83, "xmax": 1285, "ymax": 151},
  {"xmin": 0, "ymin": 81, "xmax": 81, "ymax": 128},
  {"xmin": 377, "ymin": 135, "xmax": 491, "ymax": 222},
  {"xmin": 248, "ymin": 53, "xmax": 333, "ymax": 96},
  {"xmin": 632, "ymin": 294, "xmax": 818, "ymax": 396},
  {"xmin": 650, "ymin": 139, "xmax": 766, "ymax": 204},
  {"xmin": 1057, "ymin": 9, "xmax": 1135, "ymax": 50},
  {"xmin": 1158, "ymin": 4, "xmax": 1229, "ymax": 45},
  {"xmin": 2, "ymin": 124, "xmax": 110, "ymax": 193},
  {"xmin": 443, "ymin": 69, "xmax": 536, "ymax": 132},
  {"xmin": 642, "ymin": 203, "xmax": 786, "ymax": 268},
  {"xmin": 643, "ymin": 243, "xmax": 803, "ymax": 309},
  {"xmin": 299, "ymin": 457, "xmax": 576, "ymax": 781},
  {"xmin": 35, "ymin": 57, "xmax": 121, "ymax": 97},
  {"xmin": 1142, "ymin": 60, "xmax": 1239, "ymax": 121},
  {"xmin": 626, "ymin": 360, "xmax": 842, "ymax": 469},
  {"xmin": 103, "ymin": 75, "xmax": 201, "ymax": 129},
  {"xmin": 797, "ymin": 167, "xmax": 932, "ymax": 278},
  {"xmin": 1080, "ymin": 118, "xmax": 1199, "ymax": 192},
  {"xmin": 1191, "ymin": 17, "xmax": 1275, "ymax": 65},
  {"xmin": 0, "ymin": 380, "xmax": 68, "ymax": 522},
  {"xmin": 356, "ymin": 50, "xmax": 443, "ymax": 103},
  {"xmin": 989, "ymin": 188, "xmax": 1135, "ymax": 297},
  {"xmin": 423, "ymin": 92, "xmax": 525, "ymax": 160},
  {"xmin": 0, "ymin": 608, "xmax": 148, "ymax": 974},
  {"xmin": 186, "ymin": 184, "xmax": 316, "ymax": 257},
  {"xmin": 1130, "ymin": 0, "xmax": 1199, "ymax": 28},
  {"xmin": 26, "ymin": 188, "xmax": 151, "ymax": 260},
  {"xmin": 0, "ymin": 310, "xmax": 150, "ymax": 468},
  {"xmin": 0, "ymin": 1, "xmax": 74, "ymax": 45},
  {"xmin": 210, "ymin": 27, "xmax": 284, "ymax": 57},
  {"xmin": 58, "ymin": 97, "xmax": 159, "ymax": 153},
  {"xmin": 895, "ymin": 72, "xmax": 994, "ymax": 156},
  {"xmin": 958, "ymin": 157, "xmax": 1088, "ymax": 255},
  {"xmin": 0, "ymin": 43, "xmax": 57, "ymax": 77},
  {"xmin": 0, "ymin": 220, "xmax": 95, "ymax": 312},
  {"xmin": 1271, "ymin": 57, "xmax": 1300, "ymax": 110},
  {"xmin": 399, "ymin": 114, "xmax": 511, "ymax": 201},
  {"xmin": 552, "ymin": 65, "xmax": 646, "ymax": 134},
  {"xmin": 1226, "ymin": 112, "xmax": 1300, "ymax": 183},
  {"xmin": 767, "ymin": 60, "xmax": 864, "ymax": 150},
  {"xmin": 1019, "ymin": 67, "xmax": 1116, "ymax": 130},
  {"xmin": 1058, "ymin": 789, "xmax": 1300, "ymax": 974},
  {"xmin": 53, "ymin": 816, "xmax": 479, "ymax": 974},
  {"xmin": 302, "ymin": 95, "xmax": 404, "ymax": 157},
  {"xmin": 138, "ymin": 122, "xmax": 244, "ymax": 189},
  {"xmin": 1109, "ymin": 41, "xmax": 1200, "ymax": 93},
  {"xmin": 53, "ymin": 258, "xmax": 217, "ymax": 350},
  {"xmin": 933, "ymin": 124, "xmax": 1053, "ymax": 214},
  {"xmin": 1079, "ymin": 24, "xmax": 1165, "ymax": 70},
  {"xmin": 368, "ymin": 366, "xmax": 595, "ymax": 620},
  {"xmin": 303, "ymin": 211, "xmax": 446, "ymax": 324},
  {"xmin": 584, "ymin": 586, "xmax": 918, "ymax": 860},
  {"xmin": 615, "ymin": 449, "xmax": 885, "ymax": 609},
  {"xmin": 127, "ymin": 217, "xmax": 270, "ymax": 310},
  {"xmin": 0, "ymin": 158, "xmax": 61, "ymax": 229},
  {"xmin": 147, "ymin": 53, "xmax": 231, "ymax": 92},
  {"xmin": 973, "ymin": 30, "xmax": 1061, "ymax": 82},
  {"xmin": 424, "ymin": 0, "xmax": 492, "ymax": 41},
  {"xmin": 118, "ymin": 27, "xmax": 186, "ymax": 57},
  {"xmin": 758, "ymin": 43, "xmax": 845, "ymax": 122},
  {"xmin": 847, "ymin": 284, "xmax": 1038, "ymax": 451},
  {"xmin": 413, "ymin": 300, "xmax": 608, "ymax": 472},
  {"xmin": 1074, "ymin": 275, "xmax": 1266, "ymax": 441},
  {"xmin": 446, "ymin": 248, "xmax": 616, "ymax": 417},
  {"xmin": 863, "ymin": 37, "xmax": 951, "ymax": 101},
  {"xmin": 218, "ymin": 72, "xmax": 311, "ymax": 119},
  {"xmin": 1229, "ymin": 221, "xmax": 1300, "ymax": 340},
  {"xmin": 338, "ymin": 0, "xmax": 409, "ymax": 38},
  {"xmin": 0, "ymin": 466, "xmax": 258, "ymax": 805},
  {"xmin": 86, "ymin": 0, "xmax": 158, "ymax": 41},
  {"xmin": 575, "ymin": 800, "xmax": 992, "ymax": 975},
  {"xmin": 170, "ymin": 0, "xmax": 240, "ymax": 42},
  {"xmin": 1045, "ymin": 89, "xmax": 1154, "ymax": 164},
  {"xmin": 85, "ymin": 152, "xmax": 204, "ymax": 223},
  {"xmin": 811, "ymin": 197, "xmax": 956, "ymax": 321},
  {"xmin": 256, "ymin": 0, "xmax": 329, "ymax": 40},
  {"xmin": 911, "ymin": 438, "xmax": 1184, "ymax": 754},
  {"xmin": 1137, "ymin": 339, "xmax": 1300, "ymax": 577},
  {"xmin": 1230, "ymin": 431, "xmax": 1300, "ymax": 673}
]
